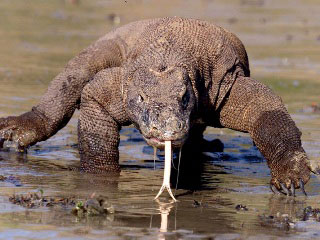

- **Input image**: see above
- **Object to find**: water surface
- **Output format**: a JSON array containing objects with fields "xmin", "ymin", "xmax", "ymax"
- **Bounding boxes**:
[{"xmin": 0, "ymin": 1, "xmax": 320, "ymax": 239}]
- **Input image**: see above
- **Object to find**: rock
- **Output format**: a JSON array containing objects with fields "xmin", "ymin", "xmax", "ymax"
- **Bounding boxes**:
[{"xmin": 235, "ymin": 204, "xmax": 248, "ymax": 211}]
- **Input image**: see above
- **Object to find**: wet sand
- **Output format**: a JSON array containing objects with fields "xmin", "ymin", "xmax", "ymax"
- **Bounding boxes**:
[{"xmin": 0, "ymin": 0, "xmax": 320, "ymax": 239}]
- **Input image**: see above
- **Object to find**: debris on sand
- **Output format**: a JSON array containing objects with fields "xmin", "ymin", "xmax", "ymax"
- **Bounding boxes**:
[
  {"xmin": 192, "ymin": 200, "xmax": 208, "ymax": 208},
  {"xmin": 193, "ymin": 200, "xmax": 201, "ymax": 207},
  {"xmin": 0, "ymin": 175, "xmax": 22, "ymax": 186},
  {"xmin": 259, "ymin": 213, "xmax": 295, "ymax": 230},
  {"xmin": 259, "ymin": 206, "xmax": 320, "ymax": 231},
  {"xmin": 71, "ymin": 197, "xmax": 114, "ymax": 217},
  {"xmin": 235, "ymin": 204, "xmax": 248, "ymax": 211},
  {"xmin": 301, "ymin": 206, "xmax": 320, "ymax": 222},
  {"xmin": 299, "ymin": 102, "xmax": 320, "ymax": 113},
  {"xmin": 9, "ymin": 191, "xmax": 114, "ymax": 217},
  {"xmin": 9, "ymin": 191, "xmax": 76, "ymax": 209},
  {"xmin": 310, "ymin": 103, "xmax": 320, "ymax": 113}
]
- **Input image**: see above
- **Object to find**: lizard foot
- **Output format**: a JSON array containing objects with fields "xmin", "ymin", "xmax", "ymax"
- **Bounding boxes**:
[
  {"xmin": 269, "ymin": 150, "xmax": 311, "ymax": 197},
  {"xmin": 0, "ymin": 110, "xmax": 47, "ymax": 151}
]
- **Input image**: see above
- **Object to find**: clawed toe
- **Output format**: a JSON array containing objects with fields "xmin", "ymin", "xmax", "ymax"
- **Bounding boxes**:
[
  {"xmin": 270, "ymin": 184, "xmax": 283, "ymax": 195},
  {"xmin": 0, "ymin": 126, "xmax": 16, "ymax": 142},
  {"xmin": 270, "ymin": 179, "xmax": 307, "ymax": 197},
  {"xmin": 0, "ymin": 128, "xmax": 27, "ymax": 152},
  {"xmin": 310, "ymin": 165, "xmax": 320, "ymax": 175},
  {"xmin": 0, "ymin": 139, "xmax": 5, "ymax": 148},
  {"xmin": 299, "ymin": 179, "xmax": 307, "ymax": 196},
  {"xmin": 290, "ymin": 183, "xmax": 295, "ymax": 197},
  {"xmin": 280, "ymin": 183, "xmax": 291, "ymax": 196}
]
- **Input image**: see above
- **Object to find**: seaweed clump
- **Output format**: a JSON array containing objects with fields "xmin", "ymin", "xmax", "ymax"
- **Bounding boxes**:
[
  {"xmin": 71, "ymin": 197, "xmax": 114, "ymax": 217},
  {"xmin": 301, "ymin": 206, "xmax": 320, "ymax": 222},
  {"xmin": 9, "ymin": 191, "xmax": 114, "ymax": 217},
  {"xmin": 9, "ymin": 190, "xmax": 76, "ymax": 209}
]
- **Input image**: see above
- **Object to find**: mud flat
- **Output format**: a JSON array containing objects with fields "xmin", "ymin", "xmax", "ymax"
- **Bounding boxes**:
[{"xmin": 0, "ymin": 0, "xmax": 320, "ymax": 239}]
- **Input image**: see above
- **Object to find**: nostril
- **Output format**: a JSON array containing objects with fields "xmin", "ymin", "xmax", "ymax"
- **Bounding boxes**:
[{"xmin": 176, "ymin": 122, "xmax": 183, "ymax": 131}]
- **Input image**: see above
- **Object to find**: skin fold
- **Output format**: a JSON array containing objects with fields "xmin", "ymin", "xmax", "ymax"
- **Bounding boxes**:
[{"xmin": 0, "ymin": 17, "xmax": 318, "ymax": 195}]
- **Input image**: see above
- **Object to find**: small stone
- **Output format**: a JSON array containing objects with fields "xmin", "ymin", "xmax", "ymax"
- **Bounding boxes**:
[
  {"xmin": 0, "ymin": 175, "xmax": 6, "ymax": 181},
  {"xmin": 289, "ymin": 222, "xmax": 295, "ymax": 228},
  {"xmin": 235, "ymin": 204, "xmax": 248, "ymax": 211},
  {"xmin": 193, "ymin": 200, "xmax": 201, "ymax": 207}
]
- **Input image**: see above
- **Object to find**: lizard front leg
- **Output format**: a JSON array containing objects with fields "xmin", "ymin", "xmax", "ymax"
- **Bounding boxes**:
[
  {"xmin": 218, "ymin": 76, "xmax": 318, "ymax": 195},
  {"xmin": 78, "ymin": 67, "xmax": 130, "ymax": 173},
  {"xmin": 0, "ymin": 37, "xmax": 126, "ymax": 151}
]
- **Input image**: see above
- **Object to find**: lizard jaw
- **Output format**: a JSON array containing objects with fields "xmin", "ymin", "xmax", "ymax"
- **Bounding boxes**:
[{"xmin": 144, "ymin": 136, "xmax": 186, "ymax": 149}]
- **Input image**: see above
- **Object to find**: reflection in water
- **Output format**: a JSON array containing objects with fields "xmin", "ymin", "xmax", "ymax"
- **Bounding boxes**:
[
  {"xmin": 267, "ymin": 195, "xmax": 305, "ymax": 219},
  {"xmin": 141, "ymin": 136, "xmax": 227, "ymax": 192},
  {"xmin": 171, "ymin": 150, "xmax": 221, "ymax": 191},
  {"xmin": 153, "ymin": 199, "xmax": 176, "ymax": 239}
]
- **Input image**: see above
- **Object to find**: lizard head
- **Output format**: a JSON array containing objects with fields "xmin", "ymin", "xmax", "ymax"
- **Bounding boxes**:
[{"xmin": 126, "ymin": 65, "xmax": 195, "ymax": 149}]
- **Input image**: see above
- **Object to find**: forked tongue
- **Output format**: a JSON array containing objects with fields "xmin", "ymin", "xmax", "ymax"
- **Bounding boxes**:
[{"xmin": 154, "ymin": 140, "xmax": 177, "ymax": 202}]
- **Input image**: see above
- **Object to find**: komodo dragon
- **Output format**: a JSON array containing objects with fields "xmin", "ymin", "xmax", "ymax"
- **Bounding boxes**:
[{"xmin": 0, "ymin": 17, "xmax": 318, "ymax": 195}]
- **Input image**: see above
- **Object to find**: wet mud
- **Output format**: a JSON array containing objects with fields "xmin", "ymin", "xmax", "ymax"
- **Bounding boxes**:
[{"xmin": 0, "ymin": 0, "xmax": 320, "ymax": 239}]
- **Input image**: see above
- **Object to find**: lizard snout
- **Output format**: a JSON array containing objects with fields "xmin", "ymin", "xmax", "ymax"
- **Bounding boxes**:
[
  {"xmin": 144, "ymin": 115, "xmax": 189, "ymax": 149},
  {"xmin": 163, "ymin": 117, "xmax": 185, "ymax": 137}
]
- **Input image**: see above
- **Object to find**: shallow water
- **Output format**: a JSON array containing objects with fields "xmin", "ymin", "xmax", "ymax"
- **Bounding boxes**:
[{"xmin": 0, "ymin": 0, "xmax": 320, "ymax": 239}]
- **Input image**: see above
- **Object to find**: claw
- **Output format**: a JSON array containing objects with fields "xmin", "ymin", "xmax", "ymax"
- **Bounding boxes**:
[
  {"xmin": 309, "ymin": 159, "xmax": 320, "ymax": 175},
  {"xmin": 280, "ymin": 183, "xmax": 291, "ymax": 196},
  {"xmin": 310, "ymin": 168, "xmax": 320, "ymax": 175},
  {"xmin": 0, "ymin": 139, "xmax": 4, "ymax": 148},
  {"xmin": 270, "ymin": 184, "xmax": 283, "ymax": 195},
  {"xmin": 290, "ymin": 183, "xmax": 295, "ymax": 197},
  {"xmin": 299, "ymin": 179, "xmax": 307, "ymax": 196},
  {"xmin": 0, "ymin": 127, "xmax": 14, "ymax": 140}
]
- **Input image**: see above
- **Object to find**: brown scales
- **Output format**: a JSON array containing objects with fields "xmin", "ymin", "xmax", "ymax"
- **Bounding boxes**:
[{"xmin": 0, "ymin": 17, "xmax": 318, "ymax": 195}]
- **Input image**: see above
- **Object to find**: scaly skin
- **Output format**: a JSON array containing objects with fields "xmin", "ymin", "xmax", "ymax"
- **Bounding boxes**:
[
  {"xmin": 0, "ymin": 17, "xmax": 318, "ymax": 195},
  {"xmin": 219, "ymin": 76, "xmax": 312, "ymax": 194}
]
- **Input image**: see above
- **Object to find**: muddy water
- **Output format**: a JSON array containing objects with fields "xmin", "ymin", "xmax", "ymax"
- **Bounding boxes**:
[{"xmin": 0, "ymin": 0, "xmax": 320, "ymax": 239}]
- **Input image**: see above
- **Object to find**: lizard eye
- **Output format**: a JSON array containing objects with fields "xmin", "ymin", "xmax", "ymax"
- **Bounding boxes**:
[
  {"xmin": 182, "ymin": 91, "xmax": 189, "ymax": 109},
  {"xmin": 138, "ymin": 94, "xmax": 144, "ymax": 103}
]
